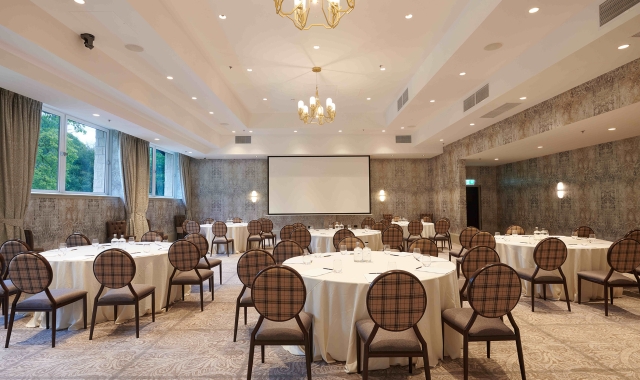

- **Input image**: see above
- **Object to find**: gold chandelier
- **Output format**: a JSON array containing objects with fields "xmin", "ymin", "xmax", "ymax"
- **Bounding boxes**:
[
  {"xmin": 274, "ymin": 0, "xmax": 355, "ymax": 30},
  {"xmin": 297, "ymin": 67, "xmax": 336, "ymax": 125}
]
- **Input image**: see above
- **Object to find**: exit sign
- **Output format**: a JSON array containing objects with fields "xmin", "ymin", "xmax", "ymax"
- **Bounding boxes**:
[{"xmin": 466, "ymin": 179, "xmax": 476, "ymax": 186}]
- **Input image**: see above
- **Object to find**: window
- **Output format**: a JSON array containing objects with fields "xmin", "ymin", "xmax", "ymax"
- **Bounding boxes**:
[
  {"xmin": 149, "ymin": 145, "xmax": 176, "ymax": 197},
  {"xmin": 31, "ymin": 107, "xmax": 109, "ymax": 194}
]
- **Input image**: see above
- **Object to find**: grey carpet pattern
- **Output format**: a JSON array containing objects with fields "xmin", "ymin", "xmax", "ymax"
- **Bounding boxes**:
[{"xmin": 2, "ymin": 247, "xmax": 640, "ymax": 379}]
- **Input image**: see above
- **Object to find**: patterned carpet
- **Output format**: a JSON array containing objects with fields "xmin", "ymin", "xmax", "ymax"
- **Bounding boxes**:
[{"xmin": 2, "ymin": 248, "xmax": 640, "ymax": 379}]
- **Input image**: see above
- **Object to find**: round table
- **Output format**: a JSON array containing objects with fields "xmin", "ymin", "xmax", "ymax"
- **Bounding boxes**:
[
  {"xmin": 203, "ymin": 223, "xmax": 249, "ymax": 254},
  {"xmin": 309, "ymin": 228, "xmax": 383, "ymax": 253},
  {"xmin": 27, "ymin": 243, "xmax": 184, "ymax": 330},
  {"xmin": 283, "ymin": 251, "xmax": 461, "ymax": 373},
  {"xmin": 391, "ymin": 221, "xmax": 436, "ymax": 238},
  {"xmin": 494, "ymin": 235, "xmax": 618, "ymax": 302}
]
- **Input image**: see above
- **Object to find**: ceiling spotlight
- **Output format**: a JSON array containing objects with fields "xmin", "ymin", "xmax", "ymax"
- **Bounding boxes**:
[
  {"xmin": 379, "ymin": 65, "xmax": 386, "ymax": 71},
  {"xmin": 470, "ymin": 123, "xmax": 475, "ymax": 126},
  {"xmin": 529, "ymin": 7, "xmax": 539, "ymax": 14},
  {"xmin": 219, "ymin": 15, "xmax": 226, "ymax": 19},
  {"xmin": 608, "ymin": 128, "xmax": 616, "ymax": 131},
  {"xmin": 263, "ymin": 98, "xmax": 267, "ymax": 101},
  {"xmin": 367, "ymin": 97, "xmax": 371, "ymax": 100},
  {"xmin": 154, "ymin": 138, "xmax": 160, "ymax": 141},
  {"xmin": 209, "ymin": 111, "xmax": 214, "ymax": 114},
  {"xmin": 430, "ymin": 100, "xmax": 435, "ymax": 103},
  {"xmin": 401, "ymin": 127, "xmax": 405, "ymax": 129},
  {"xmin": 249, "ymin": 131, "xmax": 253, "ymax": 133},
  {"xmin": 294, "ymin": 130, "xmax": 298, "ymax": 133},
  {"xmin": 313, "ymin": 45, "xmax": 320, "ymax": 49},
  {"xmin": 459, "ymin": 72, "xmax": 466, "ymax": 76},
  {"xmin": 440, "ymin": 139, "xmax": 444, "ymax": 142},
  {"xmin": 74, "ymin": 0, "xmax": 85, "ymax": 4},
  {"xmin": 92, "ymin": 114, "xmax": 100, "ymax": 117},
  {"xmin": 405, "ymin": 14, "xmax": 413, "ymax": 19},
  {"xmin": 494, "ymin": 158, "xmax": 499, "ymax": 161},
  {"xmin": 382, "ymin": 130, "xmax": 386, "ymax": 132},
  {"xmin": 339, "ymin": 130, "xmax": 342, "ymax": 132},
  {"xmin": 192, "ymin": 97, "xmax": 197, "ymax": 100},
  {"xmin": 247, "ymin": 69, "xmax": 252, "ymax": 72},
  {"xmin": 520, "ymin": 97, "xmax": 527, "ymax": 100},
  {"xmin": 618, "ymin": 44, "xmax": 630, "ymax": 50},
  {"xmin": 484, "ymin": 42, "xmax": 503, "ymax": 51},
  {"xmin": 538, "ymin": 146, "xmax": 543, "ymax": 149},
  {"xmin": 166, "ymin": 76, "xmax": 173, "ymax": 80},
  {"xmin": 232, "ymin": 131, "xmax": 236, "ymax": 133}
]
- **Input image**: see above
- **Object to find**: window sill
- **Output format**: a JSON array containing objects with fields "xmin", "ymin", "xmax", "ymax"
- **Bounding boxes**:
[{"xmin": 30, "ymin": 192, "xmax": 120, "ymax": 200}]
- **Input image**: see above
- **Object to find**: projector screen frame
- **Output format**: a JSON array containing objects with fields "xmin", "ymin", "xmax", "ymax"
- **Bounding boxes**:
[{"xmin": 267, "ymin": 155, "xmax": 372, "ymax": 216}]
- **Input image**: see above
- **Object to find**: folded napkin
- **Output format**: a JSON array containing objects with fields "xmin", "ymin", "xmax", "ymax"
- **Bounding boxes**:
[
  {"xmin": 283, "ymin": 257, "xmax": 305, "ymax": 265},
  {"xmin": 302, "ymin": 268, "xmax": 333, "ymax": 277}
]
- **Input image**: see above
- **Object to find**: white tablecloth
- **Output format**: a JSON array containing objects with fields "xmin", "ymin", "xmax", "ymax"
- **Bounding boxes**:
[
  {"xmin": 284, "ymin": 251, "xmax": 461, "ymax": 373},
  {"xmin": 309, "ymin": 229, "xmax": 383, "ymax": 253},
  {"xmin": 203, "ymin": 223, "xmax": 249, "ymax": 254},
  {"xmin": 494, "ymin": 236, "xmax": 619, "ymax": 302},
  {"xmin": 27, "ymin": 243, "xmax": 185, "ymax": 330},
  {"xmin": 392, "ymin": 221, "xmax": 436, "ymax": 238}
]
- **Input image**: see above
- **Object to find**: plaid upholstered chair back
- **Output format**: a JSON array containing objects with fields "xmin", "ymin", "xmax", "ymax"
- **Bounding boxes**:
[
  {"xmin": 505, "ymin": 225, "xmax": 525, "ymax": 235},
  {"xmin": 252, "ymin": 265, "xmax": 306, "ymax": 322},
  {"xmin": 607, "ymin": 238, "xmax": 640, "ymax": 273},
  {"xmin": 8, "ymin": 252, "xmax": 53, "ymax": 294},
  {"xmin": 280, "ymin": 225, "xmax": 294, "ymax": 241},
  {"xmin": 339, "ymin": 237, "xmax": 365, "ymax": 251},
  {"xmin": 182, "ymin": 220, "xmax": 201, "ymax": 235},
  {"xmin": 333, "ymin": 229, "xmax": 355, "ymax": 250},
  {"xmin": 237, "ymin": 249, "xmax": 275, "ymax": 287},
  {"xmin": 625, "ymin": 229, "xmax": 640, "ymax": 243},
  {"xmin": 273, "ymin": 240, "xmax": 304, "ymax": 264},
  {"xmin": 93, "ymin": 249, "xmax": 136, "ymax": 289},
  {"xmin": 141, "ymin": 231, "xmax": 163, "ymax": 242},
  {"xmin": 371, "ymin": 222, "xmax": 386, "ymax": 232},
  {"xmin": 392, "ymin": 216, "xmax": 400, "ymax": 222},
  {"xmin": 201, "ymin": 218, "xmax": 215, "ymax": 225},
  {"xmin": 382, "ymin": 227, "xmax": 403, "ymax": 250},
  {"xmin": 0, "ymin": 240, "xmax": 30, "ymax": 269},
  {"xmin": 232, "ymin": 217, "xmax": 243, "ymax": 223},
  {"xmin": 434, "ymin": 219, "xmax": 450, "ymax": 235},
  {"xmin": 470, "ymin": 232, "xmax": 496, "ymax": 249},
  {"xmin": 533, "ymin": 238, "xmax": 567, "ymax": 271},
  {"xmin": 185, "ymin": 233, "xmax": 209, "ymax": 258},
  {"xmin": 461, "ymin": 246, "xmax": 501, "ymax": 280},
  {"xmin": 574, "ymin": 226, "xmax": 595, "ymax": 238},
  {"xmin": 367, "ymin": 270, "xmax": 426, "ymax": 332},
  {"xmin": 409, "ymin": 239, "xmax": 438, "ymax": 256},
  {"xmin": 379, "ymin": 219, "xmax": 390, "ymax": 228},
  {"xmin": 247, "ymin": 220, "xmax": 262, "ymax": 236},
  {"xmin": 408, "ymin": 220, "xmax": 422, "ymax": 236},
  {"xmin": 66, "ymin": 233, "xmax": 91, "ymax": 247},
  {"xmin": 361, "ymin": 217, "xmax": 376, "ymax": 228},
  {"xmin": 290, "ymin": 227, "xmax": 311, "ymax": 249},
  {"xmin": 259, "ymin": 219, "xmax": 274, "ymax": 233},
  {"xmin": 420, "ymin": 213, "xmax": 433, "ymax": 221},
  {"xmin": 459, "ymin": 227, "xmax": 480, "ymax": 249},
  {"xmin": 382, "ymin": 214, "xmax": 392, "ymax": 220},
  {"xmin": 168, "ymin": 240, "xmax": 201, "ymax": 271},
  {"xmin": 422, "ymin": 216, "xmax": 432, "ymax": 223},
  {"xmin": 292, "ymin": 223, "xmax": 306, "ymax": 230},
  {"xmin": 106, "ymin": 220, "xmax": 128, "ymax": 238},
  {"xmin": 0, "ymin": 254, "xmax": 6, "ymax": 279},
  {"xmin": 213, "ymin": 221, "xmax": 228, "ymax": 236},
  {"xmin": 468, "ymin": 263, "xmax": 521, "ymax": 318}
]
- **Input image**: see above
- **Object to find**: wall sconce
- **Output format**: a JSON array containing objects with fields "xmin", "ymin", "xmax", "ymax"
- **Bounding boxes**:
[
  {"xmin": 250, "ymin": 190, "xmax": 258, "ymax": 203},
  {"xmin": 556, "ymin": 182, "xmax": 565, "ymax": 199},
  {"xmin": 379, "ymin": 190, "xmax": 386, "ymax": 202}
]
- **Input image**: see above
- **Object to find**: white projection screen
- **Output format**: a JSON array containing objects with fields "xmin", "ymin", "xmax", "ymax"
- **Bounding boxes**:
[{"xmin": 268, "ymin": 156, "xmax": 371, "ymax": 215}]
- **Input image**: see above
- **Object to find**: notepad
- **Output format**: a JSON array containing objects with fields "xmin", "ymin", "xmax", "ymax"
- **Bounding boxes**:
[
  {"xmin": 416, "ymin": 266, "xmax": 454, "ymax": 274},
  {"xmin": 302, "ymin": 268, "xmax": 333, "ymax": 277}
]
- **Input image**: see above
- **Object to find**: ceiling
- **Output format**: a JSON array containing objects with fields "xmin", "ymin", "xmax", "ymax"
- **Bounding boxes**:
[{"xmin": 0, "ymin": 0, "xmax": 638, "ymax": 159}]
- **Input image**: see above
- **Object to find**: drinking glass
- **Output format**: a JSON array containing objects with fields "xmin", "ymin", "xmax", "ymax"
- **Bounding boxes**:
[
  {"xmin": 340, "ymin": 244, "xmax": 347, "ymax": 255},
  {"xmin": 92, "ymin": 238, "xmax": 99, "ymax": 252},
  {"xmin": 128, "ymin": 237, "xmax": 135, "ymax": 245},
  {"xmin": 413, "ymin": 248, "xmax": 421, "ymax": 255},
  {"xmin": 143, "ymin": 244, "xmax": 151, "ymax": 253},
  {"xmin": 572, "ymin": 231, "xmax": 578, "ymax": 240},
  {"xmin": 383, "ymin": 245, "xmax": 390, "ymax": 255},
  {"xmin": 155, "ymin": 237, "xmax": 162, "ymax": 244},
  {"xmin": 513, "ymin": 232, "xmax": 519, "ymax": 237},
  {"xmin": 495, "ymin": 232, "xmax": 501, "ymax": 239},
  {"xmin": 588, "ymin": 233, "xmax": 596, "ymax": 243},
  {"xmin": 333, "ymin": 259, "xmax": 343, "ymax": 273},
  {"xmin": 421, "ymin": 255, "xmax": 432, "ymax": 268},
  {"xmin": 58, "ymin": 243, "xmax": 67, "ymax": 256},
  {"xmin": 364, "ymin": 225, "xmax": 369, "ymax": 232},
  {"xmin": 387, "ymin": 261, "xmax": 396, "ymax": 271},
  {"xmin": 303, "ymin": 253, "xmax": 312, "ymax": 265}
]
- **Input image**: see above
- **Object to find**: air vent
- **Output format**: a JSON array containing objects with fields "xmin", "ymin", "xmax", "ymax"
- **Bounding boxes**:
[
  {"xmin": 463, "ymin": 84, "xmax": 489, "ymax": 112},
  {"xmin": 395, "ymin": 135, "xmax": 412, "ymax": 143},
  {"xmin": 600, "ymin": 0, "xmax": 640, "ymax": 26},
  {"xmin": 397, "ymin": 88, "xmax": 409, "ymax": 111},
  {"xmin": 481, "ymin": 103, "xmax": 521, "ymax": 118},
  {"xmin": 397, "ymin": 96, "xmax": 403, "ymax": 111},
  {"xmin": 235, "ymin": 136, "xmax": 251, "ymax": 144},
  {"xmin": 463, "ymin": 94, "xmax": 476, "ymax": 112}
]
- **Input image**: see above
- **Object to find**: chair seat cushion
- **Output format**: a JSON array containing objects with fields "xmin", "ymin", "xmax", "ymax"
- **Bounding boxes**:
[
  {"xmin": 450, "ymin": 249, "xmax": 466, "ymax": 258},
  {"xmin": 238, "ymin": 288, "xmax": 253, "ymax": 307},
  {"xmin": 98, "ymin": 284, "xmax": 155, "ymax": 304},
  {"xmin": 172, "ymin": 269, "xmax": 214, "ymax": 285},
  {"xmin": 197, "ymin": 257, "xmax": 222, "ymax": 269},
  {"xmin": 16, "ymin": 289, "xmax": 87, "ymax": 311},
  {"xmin": 355, "ymin": 319, "xmax": 422, "ymax": 352},
  {"xmin": 516, "ymin": 267, "xmax": 564, "ymax": 282},
  {"xmin": 247, "ymin": 235, "xmax": 262, "ymax": 242},
  {"xmin": 405, "ymin": 236, "xmax": 421, "ymax": 242},
  {"xmin": 261, "ymin": 233, "xmax": 274, "ymax": 238},
  {"xmin": 442, "ymin": 308, "xmax": 514, "ymax": 337},
  {"xmin": 213, "ymin": 238, "xmax": 234, "ymax": 243},
  {"xmin": 0, "ymin": 280, "xmax": 18, "ymax": 296},
  {"xmin": 254, "ymin": 311, "xmax": 312, "ymax": 342},
  {"xmin": 578, "ymin": 270, "xmax": 638, "ymax": 286},
  {"xmin": 434, "ymin": 234, "xmax": 448, "ymax": 241}
]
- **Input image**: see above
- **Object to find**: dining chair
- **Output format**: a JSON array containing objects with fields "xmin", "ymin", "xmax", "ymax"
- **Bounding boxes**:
[
  {"xmin": 505, "ymin": 225, "xmax": 525, "ymax": 235},
  {"xmin": 247, "ymin": 265, "xmax": 312, "ymax": 380},
  {"xmin": 339, "ymin": 236, "xmax": 365, "ymax": 251},
  {"xmin": 361, "ymin": 217, "xmax": 376, "ymax": 229},
  {"xmin": 246, "ymin": 220, "xmax": 263, "ymax": 250},
  {"xmin": 5, "ymin": 252, "xmax": 88, "ymax": 348},
  {"xmin": 409, "ymin": 238, "xmax": 438, "ymax": 256},
  {"xmin": 457, "ymin": 231, "xmax": 497, "ymax": 278},
  {"xmin": 175, "ymin": 215, "xmax": 186, "ymax": 239},
  {"xmin": 0, "ymin": 254, "xmax": 18, "ymax": 329},
  {"xmin": 433, "ymin": 219, "xmax": 451, "ymax": 251},
  {"xmin": 182, "ymin": 220, "xmax": 201, "ymax": 235},
  {"xmin": 233, "ymin": 217, "xmax": 243, "ymax": 223},
  {"xmin": 212, "ymin": 221, "xmax": 235, "ymax": 256},
  {"xmin": 577, "ymin": 238, "xmax": 640, "ymax": 316},
  {"xmin": 573, "ymin": 226, "xmax": 595, "ymax": 238},
  {"xmin": 89, "ymin": 248, "xmax": 155, "ymax": 340},
  {"xmin": 280, "ymin": 225, "xmax": 295, "ymax": 242},
  {"xmin": 202, "ymin": 218, "xmax": 215, "ymax": 225},
  {"xmin": 186, "ymin": 233, "xmax": 222, "ymax": 286},
  {"xmin": 383, "ymin": 214, "xmax": 393, "ymax": 221},
  {"xmin": 65, "ymin": 233, "xmax": 91, "ymax": 247},
  {"xmin": 0, "ymin": 240, "xmax": 30, "ymax": 278},
  {"xmin": 141, "ymin": 231, "xmax": 163, "ymax": 242},
  {"xmin": 356, "ymin": 270, "xmax": 430, "ymax": 380},
  {"xmin": 422, "ymin": 216, "xmax": 433, "ymax": 223},
  {"xmin": 234, "ymin": 249, "xmax": 275, "ymax": 342},
  {"xmin": 23, "ymin": 229, "xmax": 44, "ymax": 253},
  {"xmin": 382, "ymin": 227, "xmax": 404, "ymax": 252},
  {"xmin": 625, "ymin": 229, "xmax": 640, "ymax": 243},
  {"xmin": 459, "ymin": 246, "xmax": 500, "ymax": 307},
  {"xmin": 449, "ymin": 227, "xmax": 479, "ymax": 263},
  {"xmin": 379, "ymin": 219, "xmax": 390, "ymax": 228},
  {"xmin": 405, "ymin": 220, "xmax": 424, "ymax": 251},
  {"xmin": 291, "ymin": 227, "xmax": 312, "ymax": 254},
  {"xmin": 165, "ymin": 240, "xmax": 214, "ymax": 312},
  {"xmin": 258, "ymin": 218, "xmax": 276, "ymax": 248},
  {"xmin": 371, "ymin": 222, "xmax": 386, "ymax": 232},
  {"xmin": 333, "ymin": 228, "xmax": 355, "ymax": 251},
  {"xmin": 442, "ymin": 263, "xmax": 525, "ymax": 380},
  {"xmin": 273, "ymin": 240, "xmax": 304, "ymax": 265}
]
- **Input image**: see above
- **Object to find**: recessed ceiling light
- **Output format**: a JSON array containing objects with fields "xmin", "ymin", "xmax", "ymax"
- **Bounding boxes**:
[
  {"xmin": 459, "ymin": 72, "xmax": 466, "ymax": 76},
  {"xmin": 529, "ymin": 7, "xmax": 539, "ymax": 14},
  {"xmin": 618, "ymin": 44, "xmax": 630, "ymax": 50},
  {"xmin": 367, "ymin": 98, "xmax": 371, "ymax": 100},
  {"xmin": 74, "ymin": 0, "xmax": 85, "ymax": 3},
  {"xmin": 188, "ymin": 152, "xmax": 192, "ymax": 154},
  {"xmin": 494, "ymin": 158, "xmax": 499, "ymax": 161},
  {"xmin": 124, "ymin": 44, "xmax": 144, "ymax": 52},
  {"xmin": 313, "ymin": 45, "xmax": 320, "ymax": 49},
  {"xmin": 209, "ymin": 111, "xmax": 214, "ymax": 114},
  {"xmin": 154, "ymin": 138, "xmax": 160, "ymax": 141},
  {"xmin": 520, "ymin": 97, "xmax": 527, "ymax": 100},
  {"xmin": 294, "ymin": 130, "xmax": 298, "ymax": 133},
  {"xmin": 92, "ymin": 114, "xmax": 100, "ymax": 117},
  {"xmin": 219, "ymin": 15, "xmax": 226, "ymax": 19},
  {"xmin": 232, "ymin": 131, "xmax": 236, "ymax": 133},
  {"xmin": 382, "ymin": 130, "xmax": 386, "ymax": 132},
  {"xmin": 192, "ymin": 97, "xmax": 197, "ymax": 100},
  {"xmin": 166, "ymin": 76, "xmax": 173, "ymax": 80},
  {"xmin": 405, "ymin": 14, "xmax": 413, "ymax": 19},
  {"xmin": 401, "ymin": 127, "xmax": 405, "ymax": 129},
  {"xmin": 440, "ymin": 139, "xmax": 444, "ymax": 142},
  {"xmin": 484, "ymin": 42, "xmax": 503, "ymax": 51},
  {"xmin": 263, "ymin": 98, "xmax": 267, "ymax": 101},
  {"xmin": 247, "ymin": 69, "xmax": 252, "ymax": 72},
  {"xmin": 249, "ymin": 131, "xmax": 253, "ymax": 133},
  {"xmin": 430, "ymin": 100, "xmax": 435, "ymax": 103},
  {"xmin": 608, "ymin": 128, "xmax": 616, "ymax": 131},
  {"xmin": 339, "ymin": 130, "xmax": 342, "ymax": 132},
  {"xmin": 470, "ymin": 123, "xmax": 475, "ymax": 126},
  {"xmin": 380, "ymin": 65, "xmax": 386, "ymax": 71},
  {"xmin": 538, "ymin": 146, "xmax": 543, "ymax": 149}
]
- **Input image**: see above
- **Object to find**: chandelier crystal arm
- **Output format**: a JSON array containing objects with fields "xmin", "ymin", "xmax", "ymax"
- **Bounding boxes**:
[{"xmin": 274, "ymin": 0, "xmax": 355, "ymax": 30}]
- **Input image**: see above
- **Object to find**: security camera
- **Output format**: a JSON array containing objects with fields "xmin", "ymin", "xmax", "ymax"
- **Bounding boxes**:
[{"xmin": 80, "ymin": 33, "xmax": 95, "ymax": 50}]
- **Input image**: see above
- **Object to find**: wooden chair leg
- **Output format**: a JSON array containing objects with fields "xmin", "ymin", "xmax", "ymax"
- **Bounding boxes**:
[
  {"xmin": 89, "ymin": 299, "xmax": 100, "ymax": 340},
  {"xmin": 305, "ymin": 331, "xmax": 312, "ymax": 380},
  {"xmin": 219, "ymin": 264, "xmax": 223, "ymax": 285},
  {"xmin": 408, "ymin": 357, "xmax": 412, "ymax": 373},
  {"xmin": 562, "ymin": 280, "xmax": 571, "ymax": 312},
  {"xmin": 200, "ymin": 282, "xmax": 204, "ymax": 311},
  {"xmin": 83, "ymin": 296, "xmax": 87, "ymax": 329},
  {"xmin": 113, "ymin": 306, "xmax": 117, "ymax": 323},
  {"xmin": 46, "ymin": 312, "xmax": 49, "ymax": 329},
  {"xmin": 151, "ymin": 291, "xmax": 156, "ymax": 322},
  {"xmin": 261, "ymin": 345, "xmax": 265, "ymax": 363},
  {"xmin": 516, "ymin": 334, "xmax": 526, "ymax": 380},
  {"xmin": 165, "ymin": 282, "xmax": 173, "ymax": 312},
  {"xmin": 604, "ymin": 284, "xmax": 609, "ymax": 316},
  {"xmin": 234, "ymin": 302, "xmax": 240, "ymax": 342},
  {"xmin": 5, "ymin": 305, "xmax": 17, "ymax": 348},
  {"xmin": 362, "ymin": 345, "xmax": 370, "ymax": 380},
  {"xmin": 135, "ymin": 301, "xmax": 140, "ymax": 338},
  {"xmin": 2, "ymin": 297, "xmax": 6, "ymax": 329},
  {"xmin": 577, "ymin": 277, "xmax": 582, "ymax": 304},
  {"xmin": 244, "ymin": 307, "xmax": 248, "ymax": 325},
  {"xmin": 487, "ymin": 341, "xmax": 491, "ymax": 358},
  {"xmin": 543, "ymin": 285, "xmax": 547, "ymax": 301},
  {"xmin": 610, "ymin": 287, "xmax": 614, "ymax": 305},
  {"xmin": 423, "ymin": 344, "xmax": 431, "ymax": 380},
  {"xmin": 51, "ymin": 309, "xmax": 56, "ymax": 348},
  {"xmin": 210, "ymin": 277, "xmax": 214, "ymax": 301},
  {"xmin": 247, "ymin": 338, "xmax": 255, "ymax": 380},
  {"xmin": 182, "ymin": 285, "xmax": 185, "ymax": 301},
  {"xmin": 356, "ymin": 332, "xmax": 361, "ymax": 374},
  {"xmin": 463, "ymin": 335, "xmax": 469, "ymax": 380},
  {"xmin": 531, "ymin": 280, "xmax": 535, "ymax": 312}
]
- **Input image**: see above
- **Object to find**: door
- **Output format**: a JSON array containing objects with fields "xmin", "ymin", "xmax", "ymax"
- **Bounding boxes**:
[{"xmin": 466, "ymin": 186, "xmax": 481, "ymax": 229}]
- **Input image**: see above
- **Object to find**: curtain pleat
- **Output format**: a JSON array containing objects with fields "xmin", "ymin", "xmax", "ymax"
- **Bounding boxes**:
[
  {"xmin": 179, "ymin": 154, "xmax": 192, "ymax": 219},
  {"xmin": 0, "ymin": 88, "xmax": 42, "ymax": 242},
  {"xmin": 120, "ymin": 133, "xmax": 150, "ymax": 239}
]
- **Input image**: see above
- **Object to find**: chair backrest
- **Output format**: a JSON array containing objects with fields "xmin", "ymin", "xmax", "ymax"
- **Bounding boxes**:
[
  {"xmin": 339, "ymin": 236, "xmax": 365, "ymax": 251},
  {"xmin": 202, "ymin": 218, "xmax": 215, "ymax": 225},
  {"xmin": 383, "ymin": 214, "xmax": 393, "ymax": 221},
  {"xmin": 333, "ymin": 229, "xmax": 355, "ymax": 250},
  {"xmin": 387, "ymin": 223, "xmax": 404, "ymax": 234},
  {"xmin": 434, "ymin": 219, "xmax": 450, "ymax": 235},
  {"xmin": 24, "ymin": 229, "xmax": 36, "ymax": 250},
  {"xmin": 290, "ymin": 227, "xmax": 311, "ymax": 250},
  {"xmin": 252, "ymin": 265, "xmax": 306, "ymax": 322},
  {"xmin": 382, "ymin": 227, "xmax": 404, "ymax": 251},
  {"xmin": 533, "ymin": 237, "xmax": 567, "ymax": 271},
  {"xmin": 371, "ymin": 222, "xmax": 385, "ymax": 231},
  {"xmin": 468, "ymin": 263, "xmax": 521, "ymax": 318},
  {"xmin": 141, "ymin": 230, "xmax": 163, "ymax": 242},
  {"xmin": 361, "ymin": 217, "xmax": 376, "ymax": 228},
  {"xmin": 233, "ymin": 217, "xmax": 243, "ymax": 223},
  {"xmin": 407, "ymin": 220, "xmax": 423, "ymax": 236},
  {"xmin": 409, "ymin": 239, "xmax": 438, "ymax": 256},
  {"xmin": 470, "ymin": 231, "xmax": 496, "ymax": 249},
  {"xmin": 66, "ymin": 233, "xmax": 91, "ymax": 247},
  {"xmin": 505, "ymin": 225, "xmax": 525, "ymax": 235},
  {"xmin": 459, "ymin": 227, "xmax": 480, "ymax": 249},
  {"xmin": 461, "ymin": 246, "xmax": 501, "ymax": 280},
  {"xmin": 106, "ymin": 220, "xmax": 128, "ymax": 239},
  {"xmin": 273, "ymin": 240, "xmax": 304, "ymax": 264},
  {"xmin": 167, "ymin": 240, "xmax": 201, "ymax": 271},
  {"xmin": 574, "ymin": 226, "xmax": 595, "ymax": 238},
  {"xmin": 625, "ymin": 229, "xmax": 640, "ymax": 243},
  {"xmin": 93, "ymin": 248, "xmax": 136, "ymax": 289},
  {"xmin": 0, "ymin": 239, "xmax": 31, "ymax": 268},
  {"xmin": 174, "ymin": 215, "xmax": 186, "ymax": 234},
  {"xmin": 420, "ymin": 213, "xmax": 433, "ymax": 221},
  {"xmin": 422, "ymin": 216, "xmax": 432, "ymax": 223},
  {"xmin": 607, "ymin": 238, "xmax": 640, "ymax": 273},
  {"xmin": 212, "ymin": 221, "xmax": 228, "ymax": 237},
  {"xmin": 379, "ymin": 219, "xmax": 390, "ymax": 228},
  {"xmin": 0, "ymin": 253, "xmax": 6, "ymax": 279},
  {"xmin": 367, "ymin": 270, "xmax": 426, "ymax": 332},
  {"xmin": 185, "ymin": 233, "xmax": 209, "ymax": 258},
  {"xmin": 247, "ymin": 220, "xmax": 262, "ymax": 236},
  {"xmin": 260, "ymin": 218, "xmax": 274, "ymax": 233},
  {"xmin": 292, "ymin": 223, "xmax": 306, "ymax": 230},
  {"xmin": 182, "ymin": 220, "xmax": 201, "ymax": 235},
  {"xmin": 280, "ymin": 225, "xmax": 295, "ymax": 241},
  {"xmin": 237, "ymin": 249, "xmax": 275, "ymax": 287},
  {"xmin": 8, "ymin": 252, "xmax": 53, "ymax": 294}
]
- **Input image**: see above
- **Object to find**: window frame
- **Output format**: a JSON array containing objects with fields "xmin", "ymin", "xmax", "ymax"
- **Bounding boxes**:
[{"xmin": 149, "ymin": 144, "xmax": 178, "ymax": 199}]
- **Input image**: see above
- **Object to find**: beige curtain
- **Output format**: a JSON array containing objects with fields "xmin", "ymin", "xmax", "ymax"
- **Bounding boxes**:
[
  {"xmin": 120, "ymin": 132, "xmax": 150, "ymax": 239},
  {"xmin": 179, "ymin": 154, "xmax": 192, "ymax": 219},
  {"xmin": 0, "ymin": 88, "xmax": 42, "ymax": 242}
]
